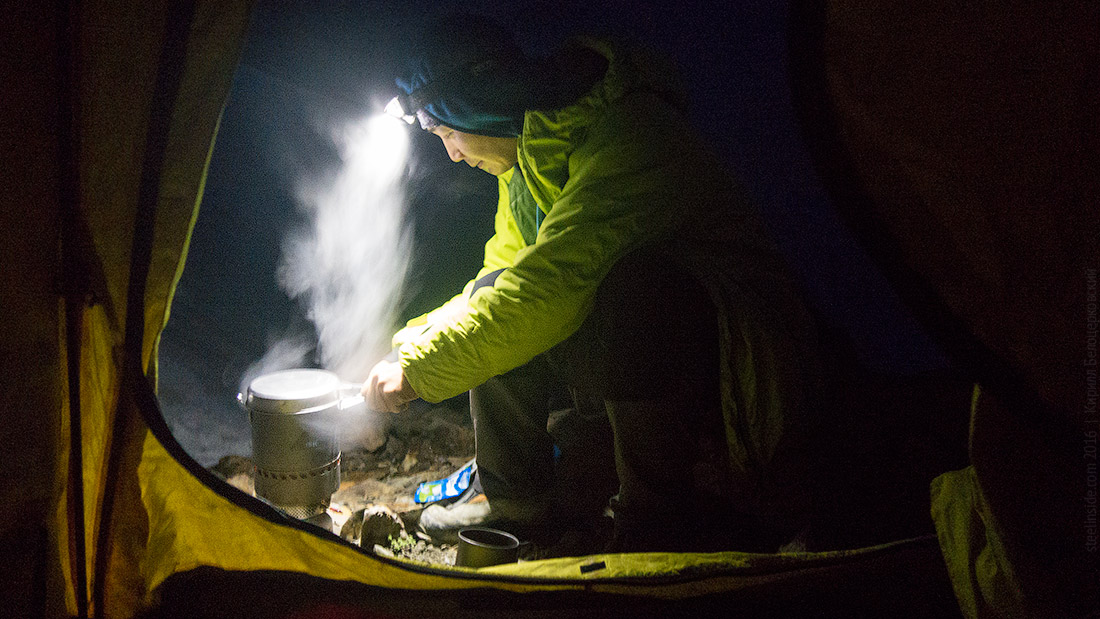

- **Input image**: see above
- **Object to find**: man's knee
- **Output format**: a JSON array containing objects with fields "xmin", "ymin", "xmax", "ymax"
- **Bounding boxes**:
[{"xmin": 549, "ymin": 250, "xmax": 718, "ymax": 400}]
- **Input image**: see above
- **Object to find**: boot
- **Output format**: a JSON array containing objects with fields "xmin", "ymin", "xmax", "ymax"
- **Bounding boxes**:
[{"xmin": 418, "ymin": 494, "xmax": 551, "ymax": 545}]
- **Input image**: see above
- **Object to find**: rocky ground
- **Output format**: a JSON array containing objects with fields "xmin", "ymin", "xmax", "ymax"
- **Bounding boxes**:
[
  {"xmin": 210, "ymin": 398, "xmax": 624, "ymax": 566},
  {"xmin": 210, "ymin": 399, "xmax": 476, "ymax": 566}
]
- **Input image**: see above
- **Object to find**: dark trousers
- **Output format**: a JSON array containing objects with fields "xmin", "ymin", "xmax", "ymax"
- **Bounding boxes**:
[{"xmin": 470, "ymin": 251, "xmax": 722, "ymax": 534}]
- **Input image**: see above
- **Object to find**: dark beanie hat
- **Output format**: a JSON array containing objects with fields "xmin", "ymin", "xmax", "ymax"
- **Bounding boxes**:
[{"xmin": 395, "ymin": 14, "xmax": 544, "ymax": 137}]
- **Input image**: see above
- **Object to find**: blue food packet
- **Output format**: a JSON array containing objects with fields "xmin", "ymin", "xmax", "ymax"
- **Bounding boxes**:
[{"xmin": 414, "ymin": 459, "xmax": 475, "ymax": 504}]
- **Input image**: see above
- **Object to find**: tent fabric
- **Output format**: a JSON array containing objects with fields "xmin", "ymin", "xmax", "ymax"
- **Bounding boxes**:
[
  {"xmin": 148, "ymin": 543, "xmax": 960, "ymax": 619},
  {"xmin": 1, "ymin": 2, "xmax": 69, "ymax": 617},
  {"xmin": 9, "ymin": 0, "xmax": 1090, "ymax": 616},
  {"xmin": 790, "ymin": 0, "xmax": 1098, "ymax": 616},
  {"xmin": 141, "ymin": 420, "xmax": 942, "ymax": 595},
  {"xmin": 36, "ymin": 0, "xmax": 951, "ymax": 613},
  {"xmin": 930, "ymin": 457, "xmax": 1024, "ymax": 618},
  {"xmin": 43, "ymin": 0, "xmax": 255, "ymax": 615}
]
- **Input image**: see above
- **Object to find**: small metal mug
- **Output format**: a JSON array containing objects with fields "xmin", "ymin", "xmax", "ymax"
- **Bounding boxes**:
[{"xmin": 455, "ymin": 527, "xmax": 520, "ymax": 568}]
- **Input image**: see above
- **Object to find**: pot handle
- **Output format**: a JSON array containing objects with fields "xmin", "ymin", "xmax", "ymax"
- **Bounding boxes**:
[
  {"xmin": 338, "ymin": 381, "xmax": 364, "ymax": 398},
  {"xmin": 236, "ymin": 392, "xmax": 252, "ymax": 423},
  {"xmin": 337, "ymin": 382, "xmax": 367, "ymax": 414}
]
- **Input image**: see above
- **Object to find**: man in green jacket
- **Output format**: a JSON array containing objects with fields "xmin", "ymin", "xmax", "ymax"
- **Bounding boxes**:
[{"xmin": 363, "ymin": 15, "xmax": 823, "ymax": 552}]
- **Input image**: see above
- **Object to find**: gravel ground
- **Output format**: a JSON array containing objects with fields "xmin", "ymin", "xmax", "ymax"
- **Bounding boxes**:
[{"xmin": 210, "ymin": 399, "xmax": 476, "ymax": 567}]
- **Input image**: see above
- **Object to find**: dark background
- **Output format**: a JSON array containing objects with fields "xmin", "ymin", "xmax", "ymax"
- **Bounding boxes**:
[{"xmin": 158, "ymin": 0, "xmax": 945, "ymax": 467}]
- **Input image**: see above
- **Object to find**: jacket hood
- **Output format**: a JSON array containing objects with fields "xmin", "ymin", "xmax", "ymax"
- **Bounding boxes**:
[{"xmin": 518, "ymin": 38, "xmax": 687, "ymax": 210}]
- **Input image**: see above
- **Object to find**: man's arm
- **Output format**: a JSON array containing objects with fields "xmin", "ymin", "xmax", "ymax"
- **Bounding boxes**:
[
  {"xmin": 399, "ymin": 93, "xmax": 694, "ymax": 402},
  {"xmin": 368, "ymin": 169, "xmax": 527, "ymax": 410}
]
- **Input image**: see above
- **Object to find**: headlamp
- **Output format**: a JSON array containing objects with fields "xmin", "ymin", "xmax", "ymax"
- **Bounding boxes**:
[
  {"xmin": 385, "ymin": 57, "xmax": 498, "ymax": 128},
  {"xmin": 384, "ymin": 94, "xmax": 416, "ymax": 125},
  {"xmin": 383, "ymin": 65, "xmax": 466, "ymax": 129},
  {"xmin": 384, "ymin": 81, "xmax": 440, "ymax": 127}
]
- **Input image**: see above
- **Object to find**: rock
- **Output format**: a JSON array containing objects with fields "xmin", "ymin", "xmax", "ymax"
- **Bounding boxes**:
[
  {"xmin": 209, "ymin": 456, "xmax": 255, "ymax": 495},
  {"xmin": 380, "ymin": 435, "xmax": 407, "ymax": 463},
  {"xmin": 225, "ymin": 473, "xmax": 254, "ymax": 496},
  {"xmin": 424, "ymin": 418, "xmax": 474, "ymax": 457},
  {"xmin": 331, "ymin": 478, "xmax": 396, "ymax": 513},
  {"xmin": 392, "ymin": 538, "xmax": 457, "ymax": 566},
  {"xmin": 340, "ymin": 450, "xmax": 373, "ymax": 475},
  {"xmin": 357, "ymin": 505, "xmax": 406, "ymax": 549},
  {"xmin": 339, "ymin": 508, "xmax": 365, "ymax": 542},
  {"xmin": 211, "ymin": 455, "xmax": 253, "ymax": 479}
]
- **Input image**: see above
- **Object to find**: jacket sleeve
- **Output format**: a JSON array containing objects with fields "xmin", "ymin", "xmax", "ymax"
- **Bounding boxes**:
[
  {"xmin": 391, "ymin": 169, "xmax": 527, "ymax": 348},
  {"xmin": 400, "ymin": 93, "xmax": 693, "ymax": 402}
]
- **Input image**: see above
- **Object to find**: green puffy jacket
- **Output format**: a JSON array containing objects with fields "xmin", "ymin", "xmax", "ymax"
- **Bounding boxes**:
[{"xmin": 396, "ymin": 39, "xmax": 822, "ymax": 518}]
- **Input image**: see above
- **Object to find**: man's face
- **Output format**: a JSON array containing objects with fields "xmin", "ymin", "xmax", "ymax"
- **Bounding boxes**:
[{"xmin": 430, "ymin": 125, "xmax": 518, "ymax": 176}]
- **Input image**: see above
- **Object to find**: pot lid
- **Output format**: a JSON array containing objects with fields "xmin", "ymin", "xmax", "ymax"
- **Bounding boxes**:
[{"xmin": 245, "ymin": 368, "xmax": 341, "ymax": 414}]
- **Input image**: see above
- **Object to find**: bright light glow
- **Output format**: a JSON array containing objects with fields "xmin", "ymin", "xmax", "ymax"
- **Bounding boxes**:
[{"xmin": 384, "ymin": 96, "xmax": 416, "ymax": 124}]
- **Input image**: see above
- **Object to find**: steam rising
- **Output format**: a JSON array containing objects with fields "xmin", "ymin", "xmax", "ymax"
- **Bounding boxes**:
[
  {"xmin": 278, "ymin": 115, "xmax": 412, "ymax": 383},
  {"xmin": 239, "ymin": 334, "xmax": 313, "ymax": 397}
]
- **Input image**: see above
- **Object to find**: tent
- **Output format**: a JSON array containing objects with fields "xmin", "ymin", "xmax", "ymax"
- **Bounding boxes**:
[{"xmin": 3, "ymin": 0, "xmax": 1093, "ymax": 617}]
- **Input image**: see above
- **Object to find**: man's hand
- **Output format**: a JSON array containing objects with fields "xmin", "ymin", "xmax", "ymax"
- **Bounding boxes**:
[{"xmin": 362, "ymin": 360, "xmax": 418, "ymax": 413}]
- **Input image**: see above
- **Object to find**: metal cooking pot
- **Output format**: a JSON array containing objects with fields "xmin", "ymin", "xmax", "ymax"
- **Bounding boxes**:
[{"xmin": 239, "ymin": 368, "xmax": 365, "ymax": 527}]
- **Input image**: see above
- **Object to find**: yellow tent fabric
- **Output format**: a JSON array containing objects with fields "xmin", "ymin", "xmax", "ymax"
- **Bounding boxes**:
[
  {"xmin": 44, "ymin": 1, "xmax": 255, "ymax": 615},
  {"xmin": 5, "ymin": 0, "xmax": 1091, "ymax": 617},
  {"xmin": 11, "ymin": 2, "xmax": 949, "ymax": 615}
]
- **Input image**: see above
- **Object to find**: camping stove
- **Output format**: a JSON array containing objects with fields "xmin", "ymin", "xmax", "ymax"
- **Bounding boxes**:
[{"xmin": 240, "ymin": 369, "xmax": 355, "ymax": 529}]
